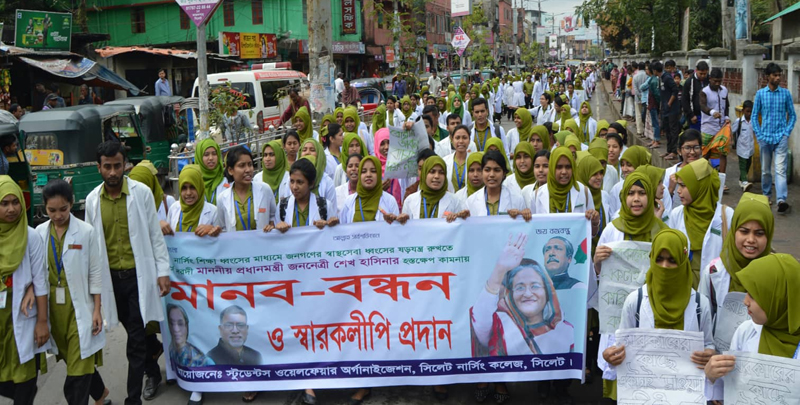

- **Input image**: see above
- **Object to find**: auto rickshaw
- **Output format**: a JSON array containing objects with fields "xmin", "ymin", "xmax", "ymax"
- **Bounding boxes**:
[
  {"xmin": 19, "ymin": 104, "xmax": 147, "ymax": 220},
  {"xmin": 0, "ymin": 122, "xmax": 34, "ymax": 222},
  {"xmin": 107, "ymin": 95, "xmax": 186, "ymax": 179}
]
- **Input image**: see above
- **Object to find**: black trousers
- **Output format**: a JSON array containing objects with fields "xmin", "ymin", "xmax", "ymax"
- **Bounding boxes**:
[
  {"xmin": 524, "ymin": 95, "xmax": 532, "ymax": 109},
  {"xmin": 111, "ymin": 269, "xmax": 162, "ymax": 405},
  {"xmin": 64, "ymin": 369, "xmax": 106, "ymax": 405},
  {"xmin": 0, "ymin": 377, "xmax": 37, "ymax": 405},
  {"xmin": 662, "ymin": 112, "xmax": 680, "ymax": 154}
]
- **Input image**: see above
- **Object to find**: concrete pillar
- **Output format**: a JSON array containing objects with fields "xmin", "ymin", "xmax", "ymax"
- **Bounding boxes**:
[
  {"xmin": 661, "ymin": 51, "xmax": 674, "ymax": 62},
  {"xmin": 687, "ymin": 48, "xmax": 708, "ymax": 70},
  {"xmin": 708, "ymin": 47, "xmax": 731, "ymax": 70},
  {"xmin": 785, "ymin": 42, "xmax": 800, "ymax": 103},
  {"xmin": 741, "ymin": 44, "xmax": 767, "ymax": 99},
  {"xmin": 672, "ymin": 51, "xmax": 687, "ymax": 68}
]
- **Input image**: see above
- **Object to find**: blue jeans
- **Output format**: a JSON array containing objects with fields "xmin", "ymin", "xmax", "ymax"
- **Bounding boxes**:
[
  {"xmin": 649, "ymin": 108, "xmax": 660, "ymax": 141},
  {"xmin": 759, "ymin": 136, "xmax": 789, "ymax": 202}
]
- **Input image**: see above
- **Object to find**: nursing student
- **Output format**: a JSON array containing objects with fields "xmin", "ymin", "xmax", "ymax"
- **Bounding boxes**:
[
  {"xmin": 454, "ymin": 152, "xmax": 484, "ymax": 205},
  {"xmin": 465, "ymin": 150, "xmax": 530, "ymax": 220},
  {"xmin": 446, "ymin": 92, "xmax": 472, "ymax": 128},
  {"xmin": 339, "ymin": 155, "xmax": 401, "ymax": 225},
  {"xmin": 602, "ymin": 229, "xmax": 715, "ymax": 402},
  {"xmin": 334, "ymin": 133, "xmax": 370, "ymax": 187},
  {"xmin": 0, "ymin": 176, "xmax": 50, "ymax": 405},
  {"xmin": 704, "ymin": 254, "xmax": 800, "ymax": 393},
  {"xmin": 603, "ymin": 131, "xmax": 625, "ymax": 192},
  {"xmin": 254, "ymin": 140, "xmax": 291, "ymax": 202},
  {"xmin": 283, "ymin": 130, "xmax": 301, "ymax": 168},
  {"xmin": 593, "ymin": 173, "xmax": 668, "ymax": 402},
  {"xmin": 273, "ymin": 158, "xmax": 339, "ymax": 233},
  {"xmin": 335, "ymin": 153, "xmax": 363, "ymax": 217},
  {"xmin": 589, "ymin": 137, "xmax": 617, "ymax": 193},
  {"xmin": 576, "ymin": 153, "xmax": 612, "ymax": 251},
  {"xmin": 635, "ymin": 164, "xmax": 671, "ymax": 222},
  {"xmin": 217, "ymin": 146, "xmax": 276, "ymax": 235},
  {"xmin": 194, "ymin": 138, "xmax": 230, "ymax": 205},
  {"xmin": 370, "ymin": 104, "xmax": 387, "ymax": 137},
  {"xmin": 532, "ymin": 147, "xmax": 600, "ymax": 236},
  {"xmin": 36, "ymin": 180, "xmax": 115, "ymax": 405},
  {"xmin": 129, "ymin": 161, "xmax": 175, "ymax": 235},
  {"xmin": 577, "ymin": 101, "xmax": 597, "ymax": 145},
  {"xmin": 300, "ymin": 139, "xmax": 339, "ymax": 212},
  {"xmin": 518, "ymin": 149, "xmax": 550, "ymax": 208},
  {"xmin": 667, "ymin": 158, "xmax": 734, "ymax": 289},
  {"xmin": 529, "ymin": 92, "xmax": 556, "ymax": 125},
  {"xmin": 443, "ymin": 125, "xmax": 473, "ymax": 193},
  {"xmin": 608, "ymin": 145, "xmax": 651, "ymax": 216},
  {"xmin": 292, "ymin": 106, "xmax": 318, "ymax": 142},
  {"xmin": 664, "ymin": 129, "xmax": 703, "ymax": 211},
  {"xmin": 503, "ymin": 142, "xmax": 538, "ymax": 205},
  {"xmin": 505, "ymin": 107, "xmax": 534, "ymax": 155},
  {"xmin": 399, "ymin": 156, "xmax": 469, "ymax": 221},
  {"xmin": 322, "ymin": 123, "xmax": 343, "ymax": 179}
]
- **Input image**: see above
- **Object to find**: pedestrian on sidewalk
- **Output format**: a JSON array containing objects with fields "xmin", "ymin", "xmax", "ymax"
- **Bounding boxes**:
[
  {"xmin": 641, "ymin": 64, "xmax": 661, "ymax": 149},
  {"xmin": 85, "ymin": 141, "xmax": 172, "ymax": 405},
  {"xmin": 752, "ymin": 62, "xmax": 797, "ymax": 214},
  {"xmin": 682, "ymin": 61, "xmax": 709, "ymax": 132},
  {"xmin": 656, "ymin": 61, "xmax": 681, "ymax": 160},
  {"xmin": 731, "ymin": 100, "xmax": 754, "ymax": 192},
  {"xmin": 699, "ymin": 68, "xmax": 731, "ymax": 192},
  {"xmin": 632, "ymin": 62, "xmax": 648, "ymax": 137}
]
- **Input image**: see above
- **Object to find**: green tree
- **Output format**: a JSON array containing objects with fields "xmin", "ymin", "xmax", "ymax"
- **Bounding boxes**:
[
  {"xmin": 365, "ymin": 0, "xmax": 431, "ymax": 73},
  {"xmin": 577, "ymin": 0, "xmax": 684, "ymax": 54},
  {"xmin": 462, "ymin": 4, "xmax": 493, "ymax": 68},
  {"xmin": 520, "ymin": 42, "xmax": 541, "ymax": 66}
]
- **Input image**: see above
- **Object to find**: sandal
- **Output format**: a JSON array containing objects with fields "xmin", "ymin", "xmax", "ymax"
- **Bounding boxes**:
[
  {"xmin": 649, "ymin": 141, "xmax": 661, "ymax": 148},
  {"xmin": 474, "ymin": 386, "xmax": 490, "ymax": 403},
  {"xmin": 493, "ymin": 391, "xmax": 511, "ymax": 404},
  {"xmin": 664, "ymin": 153, "xmax": 678, "ymax": 160},
  {"xmin": 242, "ymin": 392, "xmax": 258, "ymax": 403}
]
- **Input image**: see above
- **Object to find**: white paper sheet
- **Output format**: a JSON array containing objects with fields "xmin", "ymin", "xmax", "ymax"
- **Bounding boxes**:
[
  {"xmin": 723, "ymin": 350, "xmax": 800, "ymax": 404},
  {"xmin": 598, "ymin": 241, "xmax": 651, "ymax": 335}
]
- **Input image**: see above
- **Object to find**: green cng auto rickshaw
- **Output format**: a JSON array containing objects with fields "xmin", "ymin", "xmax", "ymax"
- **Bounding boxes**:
[
  {"xmin": 19, "ymin": 104, "xmax": 147, "ymax": 220},
  {"xmin": 107, "ymin": 96, "xmax": 185, "ymax": 178}
]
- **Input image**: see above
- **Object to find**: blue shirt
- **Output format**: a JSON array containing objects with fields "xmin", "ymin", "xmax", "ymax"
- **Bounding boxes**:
[
  {"xmin": 155, "ymin": 78, "xmax": 172, "ymax": 96},
  {"xmin": 751, "ymin": 85, "xmax": 796, "ymax": 145}
]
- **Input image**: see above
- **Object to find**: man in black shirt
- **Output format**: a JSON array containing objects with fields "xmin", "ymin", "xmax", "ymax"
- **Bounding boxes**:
[
  {"xmin": 207, "ymin": 305, "xmax": 263, "ymax": 365},
  {"xmin": 657, "ymin": 61, "xmax": 681, "ymax": 160}
]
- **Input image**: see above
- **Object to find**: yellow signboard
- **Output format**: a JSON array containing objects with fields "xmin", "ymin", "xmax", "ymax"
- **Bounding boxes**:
[
  {"xmin": 239, "ymin": 33, "xmax": 260, "ymax": 59},
  {"xmin": 25, "ymin": 149, "xmax": 64, "ymax": 166}
]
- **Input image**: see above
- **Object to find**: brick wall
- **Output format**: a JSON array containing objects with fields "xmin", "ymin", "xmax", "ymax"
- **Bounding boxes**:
[{"xmin": 723, "ymin": 68, "xmax": 742, "ymax": 94}]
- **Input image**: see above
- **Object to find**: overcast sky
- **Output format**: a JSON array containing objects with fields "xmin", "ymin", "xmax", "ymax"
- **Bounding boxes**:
[{"xmin": 515, "ymin": 0, "xmax": 582, "ymax": 19}]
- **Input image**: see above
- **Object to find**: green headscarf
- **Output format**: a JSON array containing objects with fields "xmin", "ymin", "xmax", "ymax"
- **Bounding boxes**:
[
  {"xmin": 178, "ymin": 165, "xmax": 205, "ymax": 232},
  {"xmin": 0, "ymin": 176, "xmax": 27, "ymax": 283},
  {"xmin": 547, "ymin": 146, "xmax": 579, "ymax": 213},
  {"xmin": 675, "ymin": 159, "xmax": 720, "ymax": 251},
  {"xmin": 194, "ymin": 138, "xmax": 225, "ymax": 203},
  {"xmin": 532, "ymin": 125, "xmax": 551, "ymax": 151},
  {"xmin": 334, "ymin": 107, "xmax": 344, "ymax": 123},
  {"xmin": 513, "ymin": 142, "xmax": 537, "ymax": 189},
  {"xmin": 721, "ymin": 193, "xmax": 773, "ymax": 292},
  {"xmin": 129, "ymin": 161, "xmax": 164, "ymax": 210},
  {"xmin": 419, "ymin": 156, "xmax": 448, "ymax": 218},
  {"xmin": 738, "ymin": 254, "xmax": 800, "ymax": 358},
  {"xmin": 400, "ymin": 96, "xmax": 413, "ymax": 119},
  {"xmin": 554, "ymin": 130, "xmax": 571, "ymax": 147},
  {"xmin": 559, "ymin": 105, "xmax": 572, "ymax": 131},
  {"xmin": 578, "ymin": 101, "xmax": 593, "ymax": 143},
  {"xmin": 466, "ymin": 152, "xmax": 484, "ymax": 197},
  {"xmin": 294, "ymin": 106, "xmax": 314, "ymax": 143},
  {"xmin": 261, "ymin": 140, "xmax": 287, "ymax": 202},
  {"xmin": 620, "ymin": 145, "xmax": 652, "ymax": 170},
  {"xmin": 481, "ymin": 83, "xmax": 491, "ymax": 99},
  {"xmin": 342, "ymin": 132, "xmax": 369, "ymax": 174},
  {"xmin": 612, "ymin": 171, "xmax": 668, "ymax": 241},
  {"xmin": 301, "ymin": 138, "xmax": 326, "ymax": 193},
  {"xmin": 450, "ymin": 93, "xmax": 464, "ymax": 119},
  {"xmin": 372, "ymin": 104, "xmax": 387, "ymax": 132},
  {"xmin": 354, "ymin": 156, "xmax": 383, "ymax": 222},
  {"xmin": 647, "ymin": 229, "xmax": 693, "ymax": 330},
  {"xmin": 343, "ymin": 106, "xmax": 362, "ymax": 134},
  {"xmin": 458, "ymin": 83, "xmax": 467, "ymax": 100},
  {"xmin": 319, "ymin": 113, "xmax": 335, "ymax": 138},
  {"xmin": 563, "ymin": 118, "xmax": 581, "ymax": 141},
  {"xmin": 634, "ymin": 165, "xmax": 666, "ymax": 200},
  {"xmin": 564, "ymin": 134, "xmax": 582, "ymax": 152},
  {"xmin": 485, "ymin": 136, "xmax": 505, "ymax": 156},
  {"xmin": 421, "ymin": 85, "xmax": 429, "ymax": 94},
  {"xmin": 576, "ymin": 154, "xmax": 604, "ymax": 216},
  {"xmin": 440, "ymin": 96, "xmax": 450, "ymax": 114},
  {"xmin": 514, "ymin": 108, "xmax": 533, "ymax": 143},
  {"xmin": 588, "ymin": 137, "xmax": 609, "ymax": 165},
  {"xmin": 595, "ymin": 119, "xmax": 610, "ymax": 139}
]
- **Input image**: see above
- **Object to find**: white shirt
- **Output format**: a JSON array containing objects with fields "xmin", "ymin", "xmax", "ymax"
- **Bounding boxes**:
[
  {"xmin": 339, "ymin": 191, "xmax": 400, "ymax": 224},
  {"xmin": 216, "ymin": 181, "xmax": 277, "ymax": 232},
  {"xmin": 167, "ymin": 201, "xmax": 222, "ymax": 231},
  {"xmin": 253, "ymin": 170, "xmax": 291, "ymax": 202},
  {"xmin": 335, "ymin": 78, "xmax": 345, "ymax": 95},
  {"xmin": 466, "ymin": 185, "xmax": 526, "ymax": 216},
  {"xmin": 531, "ymin": 182, "xmax": 594, "ymax": 214},
  {"xmin": 335, "ymin": 182, "xmax": 355, "ymax": 217},
  {"xmin": 731, "ymin": 117, "xmax": 754, "ymax": 159},
  {"xmin": 274, "ymin": 194, "xmax": 335, "ymax": 226},
  {"xmin": 427, "ymin": 76, "xmax": 442, "ymax": 96},
  {"xmin": 401, "ymin": 191, "xmax": 465, "ymax": 219}
]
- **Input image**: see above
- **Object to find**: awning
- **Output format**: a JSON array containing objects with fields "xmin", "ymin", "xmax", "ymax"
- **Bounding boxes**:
[
  {"xmin": 763, "ymin": 2, "xmax": 800, "ymax": 23},
  {"xmin": 95, "ymin": 46, "xmax": 237, "ymax": 62},
  {"xmin": 17, "ymin": 56, "xmax": 141, "ymax": 95}
]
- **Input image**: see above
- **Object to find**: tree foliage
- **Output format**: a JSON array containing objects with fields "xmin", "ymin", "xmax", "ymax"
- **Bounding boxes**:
[
  {"xmin": 520, "ymin": 42, "xmax": 541, "ymax": 65},
  {"xmin": 577, "ymin": 0, "xmax": 685, "ymax": 54},
  {"xmin": 366, "ymin": 0, "xmax": 431, "ymax": 73},
  {"xmin": 462, "ymin": 4, "xmax": 493, "ymax": 69}
]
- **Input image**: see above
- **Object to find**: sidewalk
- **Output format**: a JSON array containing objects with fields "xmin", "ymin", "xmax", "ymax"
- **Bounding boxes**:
[{"xmin": 597, "ymin": 78, "xmax": 799, "ymax": 258}]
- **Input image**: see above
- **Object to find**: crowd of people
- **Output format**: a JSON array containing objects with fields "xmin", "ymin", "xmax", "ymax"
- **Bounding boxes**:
[{"xmin": 0, "ymin": 61, "xmax": 798, "ymax": 405}]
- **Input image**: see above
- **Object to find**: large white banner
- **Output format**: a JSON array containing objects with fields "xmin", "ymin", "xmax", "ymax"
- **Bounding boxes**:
[
  {"xmin": 598, "ymin": 241, "xmax": 650, "ymax": 335},
  {"xmin": 723, "ymin": 350, "xmax": 800, "ymax": 404},
  {"xmin": 161, "ymin": 215, "xmax": 591, "ymax": 392},
  {"xmin": 615, "ymin": 329, "xmax": 706, "ymax": 404}
]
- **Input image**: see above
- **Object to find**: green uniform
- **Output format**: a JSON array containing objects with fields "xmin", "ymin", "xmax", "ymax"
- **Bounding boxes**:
[
  {"xmin": 234, "ymin": 188, "xmax": 256, "ymax": 231},
  {"xmin": 100, "ymin": 178, "xmax": 135, "ymax": 270},
  {"xmin": 0, "ymin": 290, "xmax": 37, "ymax": 383}
]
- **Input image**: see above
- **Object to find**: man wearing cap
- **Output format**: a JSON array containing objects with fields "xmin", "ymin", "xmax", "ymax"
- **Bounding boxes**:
[{"xmin": 42, "ymin": 93, "xmax": 59, "ymax": 110}]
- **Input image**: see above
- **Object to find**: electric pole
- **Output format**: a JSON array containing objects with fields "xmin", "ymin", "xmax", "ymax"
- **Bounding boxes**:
[{"xmin": 307, "ymin": 0, "xmax": 334, "ymax": 119}]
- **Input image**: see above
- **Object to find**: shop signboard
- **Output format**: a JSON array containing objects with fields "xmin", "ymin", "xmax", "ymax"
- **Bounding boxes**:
[{"xmin": 15, "ymin": 10, "xmax": 72, "ymax": 51}]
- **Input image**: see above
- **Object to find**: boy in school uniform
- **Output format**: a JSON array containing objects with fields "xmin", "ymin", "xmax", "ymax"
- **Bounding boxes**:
[{"xmin": 731, "ymin": 100, "xmax": 754, "ymax": 192}]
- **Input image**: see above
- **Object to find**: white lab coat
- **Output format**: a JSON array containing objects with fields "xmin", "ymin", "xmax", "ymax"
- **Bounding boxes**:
[
  {"xmin": 253, "ymin": 170, "xmax": 290, "ymax": 202},
  {"xmin": 442, "ymin": 152, "xmax": 475, "ymax": 193},
  {"xmin": 157, "ymin": 196, "xmax": 176, "ymax": 222},
  {"xmin": 381, "ymin": 109, "xmax": 406, "ymax": 130},
  {"xmin": 603, "ymin": 164, "xmax": 620, "ymax": 193},
  {"xmin": 323, "ymin": 148, "xmax": 342, "ymax": 179},
  {"xmin": 469, "ymin": 121, "xmax": 508, "ymax": 155},
  {"xmin": 208, "ymin": 177, "xmax": 231, "ymax": 205},
  {"xmin": 35, "ymin": 216, "xmax": 116, "ymax": 359},
  {"xmin": 335, "ymin": 182, "xmax": 355, "ymax": 217},
  {"xmin": 466, "ymin": 185, "xmax": 526, "ymax": 216},
  {"xmin": 166, "ymin": 201, "xmax": 222, "ymax": 231},
  {"xmin": 339, "ymin": 192, "xmax": 399, "ymax": 224},
  {"xmin": 442, "ymin": 109, "xmax": 473, "ymax": 128},
  {"xmin": 436, "ymin": 139, "xmax": 477, "ymax": 158},
  {"xmin": 274, "ymin": 194, "xmax": 334, "ymax": 226},
  {"xmin": 317, "ymin": 175, "xmax": 338, "ymax": 214},
  {"xmin": 530, "ymin": 104, "xmax": 557, "ymax": 126},
  {"xmin": 85, "ymin": 178, "xmax": 170, "ymax": 324},
  {"xmin": 667, "ymin": 203, "xmax": 734, "ymax": 273},
  {"xmin": 401, "ymin": 191, "xmax": 465, "ymax": 219},
  {"xmin": 7, "ymin": 230, "xmax": 52, "ymax": 364},
  {"xmin": 216, "ymin": 181, "xmax": 276, "ymax": 232},
  {"xmin": 531, "ymin": 182, "xmax": 594, "ymax": 214},
  {"xmin": 333, "ymin": 164, "xmax": 348, "ymax": 187}
]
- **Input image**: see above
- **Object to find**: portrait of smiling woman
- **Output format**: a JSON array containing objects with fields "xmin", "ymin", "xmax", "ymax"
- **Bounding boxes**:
[{"xmin": 470, "ymin": 233, "xmax": 575, "ymax": 356}]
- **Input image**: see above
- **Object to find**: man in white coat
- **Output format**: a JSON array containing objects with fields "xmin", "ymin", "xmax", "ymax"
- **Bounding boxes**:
[{"xmin": 86, "ymin": 141, "xmax": 171, "ymax": 405}]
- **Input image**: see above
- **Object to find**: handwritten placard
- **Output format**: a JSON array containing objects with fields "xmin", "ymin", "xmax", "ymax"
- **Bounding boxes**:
[
  {"xmin": 598, "ymin": 241, "xmax": 650, "ymax": 335},
  {"xmin": 723, "ymin": 350, "xmax": 800, "ymax": 404},
  {"xmin": 384, "ymin": 120, "xmax": 428, "ymax": 179},
  {"xmin": 713, "ymin": 292, "xmax": 749, "ymax": 353}
]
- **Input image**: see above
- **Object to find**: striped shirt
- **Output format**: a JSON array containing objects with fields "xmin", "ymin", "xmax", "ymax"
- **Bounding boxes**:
[{"xmin": 751, "ymin": 85, "xmax": 796, "ymax": 144}]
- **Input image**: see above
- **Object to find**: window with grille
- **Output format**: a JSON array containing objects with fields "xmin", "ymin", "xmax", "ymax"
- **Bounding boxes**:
[
  {"xmin": 251, "ymin": 0, "xmax": 262, "ymax": 24},
  {"xmin": 131, "ymin": 8, "xmax": 145, "ymax": 33},
  {"xmin": 179, "ymin": 8, "xmax": 189, "ymax": 30},
  {"xmin": 223, "ymin": 0, "xmax": 235, "ymax": 26}
]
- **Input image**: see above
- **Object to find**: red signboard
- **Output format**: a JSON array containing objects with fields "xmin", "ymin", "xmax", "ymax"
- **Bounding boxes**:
[
  {"xmin": 385, "ymin": 48, "xmax": 395, "ymax": 63},
  {"xmin": 342, "ymin": 0, "xmax": 356, "ymax": 34},
  {"xmin": 263, "ymin": 34, "xmax": 278, "ymax": 59}
]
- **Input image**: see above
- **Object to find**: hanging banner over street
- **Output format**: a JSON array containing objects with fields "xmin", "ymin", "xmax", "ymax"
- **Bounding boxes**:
[
  {"xmin": 451, "ymin": 0, "xmax": 472, "ymax": 17},
  {"xmin": 451, "ymin": 26, "xmax": 471, "ymax": 56},
  {"xmin": 342, "ymin": 0, "xmax": 357, "ymax": 34},
  {"xmin": 175, "ymin": 0, "xmax": 222, "ymax": 28},
  {"xmin": 161, "ymin": 216, "xmax": 591, "ymax": 392},
  {"xmin": 15, "ymin": 10, "xmax": 72, "ymax": 51}
]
